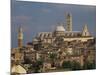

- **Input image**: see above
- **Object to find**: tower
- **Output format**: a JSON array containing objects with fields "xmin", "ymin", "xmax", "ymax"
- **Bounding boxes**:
[
  {"xmin": 66, "ymin": 13, "xmax": 72, "ymax": 31},
  {"xmin": 18, "ymin": 27, "xmax": 23, "ymax": 48},
  {"xmin": 82, "ymin": 24, "xmax": 90, "ymax": 36}
]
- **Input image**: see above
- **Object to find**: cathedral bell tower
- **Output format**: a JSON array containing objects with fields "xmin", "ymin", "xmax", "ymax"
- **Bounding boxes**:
[
  {"xmin": 18, "ymin": 27, "xmax": 23, "ymax": 48},
  {"xmin": 66, "ymin": 13, "xmax": 72, "ymax": 31}
]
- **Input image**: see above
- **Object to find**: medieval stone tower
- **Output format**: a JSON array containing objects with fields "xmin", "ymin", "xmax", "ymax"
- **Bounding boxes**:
[
  {"xmin": 18, "ymin": 27, "xmax": 23, "ymax": 48},
  {"xmin": 66, "ymin": 13, "xmax": 72, "ymax": 31}
]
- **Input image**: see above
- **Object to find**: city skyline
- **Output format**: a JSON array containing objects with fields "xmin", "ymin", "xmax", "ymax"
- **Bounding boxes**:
[{"xmin": 11, "ymin": 0, "xmax": 96, "ymax": 48}]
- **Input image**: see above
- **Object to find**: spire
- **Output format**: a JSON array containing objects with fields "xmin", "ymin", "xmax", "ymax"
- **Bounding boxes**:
[
  {"xmin": 82, "ymin": 24, "xmax": 90, "ymax": 36},
  {"xmin": 18, "ymin": 26, "xmax": 22, "ymax": 33},
  {"xmin": 66, "ymin": 12, "xmax": 72, "ymax": 31},
  {"xmin": 18, "ymin": 26, "xmax": 23, "ymax": 48}
]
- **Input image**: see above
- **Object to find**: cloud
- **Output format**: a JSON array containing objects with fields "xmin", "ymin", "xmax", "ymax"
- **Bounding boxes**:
[
  {"xmin": 12, "ymin": 15, "xmax": 32, "ymax": 24},
  {"xmin": 15, "ymin": 15, "xmax": 31, "ymax": 21},
  {"xmin": 41, "ymin": 8, "xmax": 52, "ymax": 13}
]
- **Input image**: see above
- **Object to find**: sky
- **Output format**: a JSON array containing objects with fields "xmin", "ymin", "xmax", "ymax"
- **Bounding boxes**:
[{"xmin": 11, "ymin": 0, "xmax": 96, "ymax": 48}]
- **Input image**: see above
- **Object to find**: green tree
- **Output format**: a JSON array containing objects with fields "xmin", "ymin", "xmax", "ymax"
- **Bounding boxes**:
[
  {"xmin": 71, "ymin": 61, "xmax": 82, "ymax": 70},
  {"xmin": 49, "ymin": 53, "xmax": 57, "ymax": 67},
  {"xmin": 27, "ymin": 60, "xmax": 43, "ymax": 73},
  {"xmin": 83, "ymin": 61, "xmax": 96, "ymax": 69},
  {"xmin": 62, "ymin": 61, "xmax": 72, "ymax": 69},
  {"xmin": 34, "ymin": 60, "xmax": 43, "ymax": 73}
]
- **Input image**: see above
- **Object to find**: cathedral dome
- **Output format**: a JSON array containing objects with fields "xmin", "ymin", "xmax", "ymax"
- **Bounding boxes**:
[
  {"xmin": 33, "ymin": 38, "xmax": 38, "ymax": 42},
  {"xmin": 55, "ymin": 26, "xmax": 65, "ymax": 32}
]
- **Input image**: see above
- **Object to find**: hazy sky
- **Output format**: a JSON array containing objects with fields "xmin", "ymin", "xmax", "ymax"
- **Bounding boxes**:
[{"xmin": 11, "ymin": 0, "xmax": 96, "ymax": 48}]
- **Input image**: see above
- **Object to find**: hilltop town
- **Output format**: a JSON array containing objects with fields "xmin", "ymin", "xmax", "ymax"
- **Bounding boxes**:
[{"xmin": 11, "ymin": 13, "xmax": 96, "ymax": 74}]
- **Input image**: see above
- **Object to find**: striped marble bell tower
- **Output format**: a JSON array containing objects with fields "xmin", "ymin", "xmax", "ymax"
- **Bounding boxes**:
[{"xmin": 66, "ymin": 13, "xmax": 72, "ymax": 31}]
